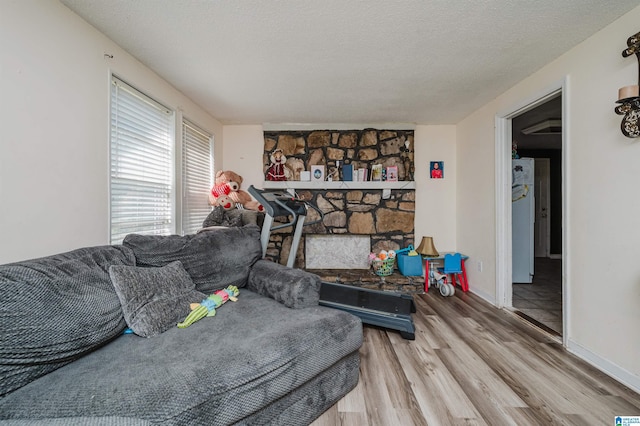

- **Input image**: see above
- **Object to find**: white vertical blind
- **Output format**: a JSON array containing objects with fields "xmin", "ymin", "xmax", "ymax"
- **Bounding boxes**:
[
  {"xmin": 182, "ymin": 120, "xmax": 213, "ymax": 234},
  {"xmin": 110, "ymin": 77, "xmax": 174, "ymax": 244}
]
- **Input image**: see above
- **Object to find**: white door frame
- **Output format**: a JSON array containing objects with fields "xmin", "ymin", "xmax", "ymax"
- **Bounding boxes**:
[{"xmin": 495, "ymin": 77, "xmax": 569, "ymax": 346}]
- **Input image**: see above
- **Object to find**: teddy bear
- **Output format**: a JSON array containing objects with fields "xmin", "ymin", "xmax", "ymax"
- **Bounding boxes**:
[
  {"xmin": 208, "ymin": 180, "xmax": 239, "ymax": 210},
  {"xmin": 212, "ymin": 170, "xmax": 264, "ymax": 212}
]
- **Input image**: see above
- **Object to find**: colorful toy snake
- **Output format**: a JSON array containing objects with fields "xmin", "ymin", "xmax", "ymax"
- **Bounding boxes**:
[{"xmin": 177, "ymin": 285, "xmax": 239, "ymax": 328}]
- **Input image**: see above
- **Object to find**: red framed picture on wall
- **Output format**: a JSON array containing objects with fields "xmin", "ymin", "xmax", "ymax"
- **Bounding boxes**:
[{"xmin": 430, "ymin": 161, "xmax": 444, "ymax": 179}]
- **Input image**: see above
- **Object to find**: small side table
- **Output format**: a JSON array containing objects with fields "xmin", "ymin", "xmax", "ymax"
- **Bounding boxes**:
[{"xmin": 423, "ymin": 253, "xmax": 469, "ymax": 293}]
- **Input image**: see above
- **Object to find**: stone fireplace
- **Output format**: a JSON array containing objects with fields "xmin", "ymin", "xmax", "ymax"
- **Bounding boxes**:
[{"xmin": 262, "ymin": 129, "xmax": 415, "ymax": 269}]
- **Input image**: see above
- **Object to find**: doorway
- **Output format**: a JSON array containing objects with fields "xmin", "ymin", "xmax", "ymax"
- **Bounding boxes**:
[
  {"xmin": 534, "ymin": 158, "xmax": 551, "ymax": 258},
  {"xmin": 495, "ymin": 83, "xmax": 566, "ymax": 344}
]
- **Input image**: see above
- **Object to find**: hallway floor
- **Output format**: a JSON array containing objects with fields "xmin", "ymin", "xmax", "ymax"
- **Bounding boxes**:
[{"xmin": 512, "ymin": 257, "xmax": 562, "ymax": 336}]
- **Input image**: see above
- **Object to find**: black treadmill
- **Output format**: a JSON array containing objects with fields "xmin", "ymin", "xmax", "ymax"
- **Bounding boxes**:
[{"xmin": 248, "ymin": 185, "xmax": 416, "ymax": 340}]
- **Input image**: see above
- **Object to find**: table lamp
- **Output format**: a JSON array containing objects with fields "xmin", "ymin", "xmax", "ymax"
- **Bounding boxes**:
[{"xmin": 416, "ymin": 236, "xmax": 439, "ymax": 257}]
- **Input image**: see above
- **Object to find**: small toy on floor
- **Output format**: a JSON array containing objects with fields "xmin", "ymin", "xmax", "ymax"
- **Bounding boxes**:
[
  {"xmin": 177, "ymin": 285, "xmax": 240, "ymax": 328},
  {"xmin": 429, "ymin": 269, "xmax": 454, "ymax": 297}
]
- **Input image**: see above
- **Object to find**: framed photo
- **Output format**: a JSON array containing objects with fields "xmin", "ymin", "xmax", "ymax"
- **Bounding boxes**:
[
  {"xmin": 430, "ymin": 161, "xmax": 444, "ymax": 179},
  {"xmin": 371, "ymin": 164, "xmax": 383, "ymax": 181},
  {"xmin": 311, "ymin": 165, "xmax": 325, "ymax": 182},
  {"xmin": 385, "ymin": 166, "xmax": 398, "ymax": 182}
]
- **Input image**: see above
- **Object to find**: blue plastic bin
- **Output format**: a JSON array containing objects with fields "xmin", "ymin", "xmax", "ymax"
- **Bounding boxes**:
[{"xmin": 396, "ymin": 245, "xmax": 423, "ymax": 276}]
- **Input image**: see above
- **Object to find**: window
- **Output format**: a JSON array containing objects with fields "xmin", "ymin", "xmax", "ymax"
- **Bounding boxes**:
[
  {"xmin": 110, "ymin": 76, "xmax": 174, "ymax": 244},
  {"xmin": 181, "ymin": 120, "xmax": 213, "ymax": 234}
]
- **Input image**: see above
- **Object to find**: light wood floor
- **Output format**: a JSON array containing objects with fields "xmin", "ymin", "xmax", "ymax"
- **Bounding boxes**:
[{"xmin": 312, "ymin": 290, "xmax": 640, "ymax": 425}]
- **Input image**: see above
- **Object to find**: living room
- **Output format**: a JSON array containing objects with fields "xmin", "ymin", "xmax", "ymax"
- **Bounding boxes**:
[{"xmin": 2, "ymin": 0, "xmax": 639, "ymax": 423}]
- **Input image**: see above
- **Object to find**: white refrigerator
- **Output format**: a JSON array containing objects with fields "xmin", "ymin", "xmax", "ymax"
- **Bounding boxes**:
[{"xmin": 512, "ymin": 158, "xmax": 535, "ymax": 283}]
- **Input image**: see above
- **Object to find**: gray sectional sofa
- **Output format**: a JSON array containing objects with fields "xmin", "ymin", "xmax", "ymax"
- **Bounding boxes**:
[{"xmin": 0, "ymin": 225, "xmax": 362, "ymax": 425}]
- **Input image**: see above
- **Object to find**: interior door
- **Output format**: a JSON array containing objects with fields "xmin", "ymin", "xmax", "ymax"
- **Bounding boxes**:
[{"xmin": 534, "ymin": 158, "xmax": 551, "ymax": 257}]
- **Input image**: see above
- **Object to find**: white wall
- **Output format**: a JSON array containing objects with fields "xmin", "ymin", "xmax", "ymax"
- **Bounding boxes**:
[
  {"xmin": 0, "ymin": 0, "xmax": 222, "ymax": 264},
  {"xmin": 222, "ymin": 125, "xmax": 265, "ymax": 189},
  {"xmin": 414, "ymin": 125, "xmax": 457, "ymax": 251},
  {"xmin": 457, "ymin": 6, "xmax": 640, "ymax": 389}
]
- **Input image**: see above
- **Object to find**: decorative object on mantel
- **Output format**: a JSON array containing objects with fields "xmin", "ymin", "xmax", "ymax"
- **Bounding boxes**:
[
  {"xmin": 371, "ymin": 164, "xmax": 383, "ymax": 181},
  {"xmin": 266, "ymin": 148, "xmax": 289, "ymax": 181},
  {"xmin": 311, "ymin": 165, "xmax": 325, "ymax": 182},
  {"xmin": 385, "ymin": 166, "xmax": 398, "ymax": 182},
  {"xmin": 416, "ymin": 236, "xmax": 439, "ymax": 257},
  {"xmin": 614, "ymin": 31, "xmax": 640, "ymax": 138},
  {"xmin": 342, "ymin": 163, "xmax": 353, "ymax": 181}
]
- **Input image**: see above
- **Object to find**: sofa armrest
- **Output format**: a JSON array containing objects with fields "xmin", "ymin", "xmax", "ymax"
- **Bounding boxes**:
[{"xmin": 247, "ymin": 260, "xmax": 321, "ymax": 309}]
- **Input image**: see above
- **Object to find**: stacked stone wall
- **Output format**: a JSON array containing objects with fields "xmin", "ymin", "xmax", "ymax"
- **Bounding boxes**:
[
  {"xmin": 263, "ymin": 128, "xmax": 416, "ymax": 269},
  {"xmin": 264, "ymin": 129, "xmax": 415, "ymax": 181}
]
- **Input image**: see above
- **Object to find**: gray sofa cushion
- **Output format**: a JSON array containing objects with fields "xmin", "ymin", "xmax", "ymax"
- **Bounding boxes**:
[
  {"xmin": 201, "ymin": 207, "xmax": 264, "ymax": 228},
  {"xmin": 248, "ymin": 259, "xmax": 321, "ymax": 309},
  {"xmin": 0, "ymin": 246, "xmax": 135, "ymax": 396},
  {"xmin": 201, "ymin": 206, "xmax": 243, "ymax": 228},
  {"xmin": 109, "ymin": 261, "xmax": 206, "ymax": 338},
  {"xmin": 0, "ymin": 290, "xmax": 363, "ymax": 424},
  {"xmin": 123, "ymin": 225, "xmax": 262, "ymax": 293}
]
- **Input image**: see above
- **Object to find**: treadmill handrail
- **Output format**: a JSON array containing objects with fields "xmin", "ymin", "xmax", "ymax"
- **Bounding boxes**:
[
  {"xmin": 248, "ymin": 185, "xmax": 276, "ymax": 217},
  {"xmin": 270, "ymin": 198, "xmax": 300, "ymax": 231},
  {"xmin": 248, "ymin": 184, "xmax": 323, "ymax": 227}
]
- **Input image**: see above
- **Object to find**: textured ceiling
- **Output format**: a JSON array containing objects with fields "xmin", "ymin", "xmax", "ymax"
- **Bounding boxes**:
[{"xmin": 60, "ymin": 0, "xmax": 639, "ymax": 125}]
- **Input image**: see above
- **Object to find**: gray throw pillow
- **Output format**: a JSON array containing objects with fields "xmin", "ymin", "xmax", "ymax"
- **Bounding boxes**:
[{"xmin": 108, "ymin": 261, "xmax": 206, "ymax": 337}]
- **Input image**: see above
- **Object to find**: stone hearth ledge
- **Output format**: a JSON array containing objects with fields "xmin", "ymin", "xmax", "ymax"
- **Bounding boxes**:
[{"xmin": 310, "ymin": 268, "xmax": 424, "ymax": 294}]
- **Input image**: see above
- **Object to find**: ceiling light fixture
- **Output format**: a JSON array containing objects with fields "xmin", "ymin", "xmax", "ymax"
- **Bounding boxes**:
[{"xmin": 614, "ymin": 31, "xmax": 640, "ymax": 138}]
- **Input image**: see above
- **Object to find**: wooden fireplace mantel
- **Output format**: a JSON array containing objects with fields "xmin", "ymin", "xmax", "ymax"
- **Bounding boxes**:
[{"xmin": 263, "ymin": 181, "xmax": 415, "ymax": 190}]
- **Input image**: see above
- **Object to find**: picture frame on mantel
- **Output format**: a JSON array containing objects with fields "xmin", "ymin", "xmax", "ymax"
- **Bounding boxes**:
[
  {"xmin": 311, "ymin": 165, "xmax": 325, "ymax": 182},
  {"xmin": 385, "ymin": 166, "xmax": 398, "ymax": 182},
  {"xmin": 371, "ymin": 164, "xmax": 383, "ymax": 181}
]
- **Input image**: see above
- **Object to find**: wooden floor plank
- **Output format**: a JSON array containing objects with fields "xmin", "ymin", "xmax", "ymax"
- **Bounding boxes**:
[
  {"xmin": 387, "ymin": 327, "xmax": 471, "ymax": 426},
  {"xmin": 311, "ymin": 291, "xmax": 640, "ymax": 426},
  {"xmin": 435, "ymin": 344, "xmax": 529, "ymax": 423}
]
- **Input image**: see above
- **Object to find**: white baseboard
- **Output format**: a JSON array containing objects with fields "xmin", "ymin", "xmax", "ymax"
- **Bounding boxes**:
[
  {"xmin": 469, "ymin": 287, "xmax": 495, "ymax": 306},
  {"xmin": 567, "ymin": 339, "xmax": 640, "ymax": 394}
]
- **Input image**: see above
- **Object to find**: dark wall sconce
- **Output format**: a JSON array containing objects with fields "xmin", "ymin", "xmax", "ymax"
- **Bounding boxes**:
[{"xmin": 615, "ymin": 31, "xmax": 640, "ymax": 138}]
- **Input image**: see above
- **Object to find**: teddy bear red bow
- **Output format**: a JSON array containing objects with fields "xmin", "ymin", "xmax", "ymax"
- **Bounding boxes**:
[{"xmin": 209, "ymin": 181, "xmax": 239, "ymax": 210}]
